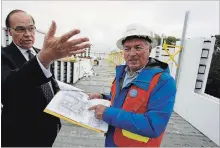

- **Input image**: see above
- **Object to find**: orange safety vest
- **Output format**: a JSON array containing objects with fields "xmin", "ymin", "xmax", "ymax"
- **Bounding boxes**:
[{"xmin": 110, "ymin": 73, "xmax": 164, "ymax": 147}]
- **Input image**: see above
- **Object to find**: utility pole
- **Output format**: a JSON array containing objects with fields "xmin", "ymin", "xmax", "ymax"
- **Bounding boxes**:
[
  {"xmin": 160, "ymin": 33, "xmax": 164, "ymax": 47},
  {"xmin": 175, "ymin": 11, "xmax": 190, "ymax": 87}
]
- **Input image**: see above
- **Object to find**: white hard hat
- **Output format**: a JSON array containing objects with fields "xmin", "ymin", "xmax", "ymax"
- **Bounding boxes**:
[{"xmin": 116, "ymin": 24, "xmax": 157, "ymax": 49}]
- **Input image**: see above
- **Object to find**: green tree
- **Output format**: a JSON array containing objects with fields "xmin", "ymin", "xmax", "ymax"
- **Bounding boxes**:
[
  {"xmin": 213, "ymin": 35, "xmax": 220, "ymax": 52},
  {"xmin": 163, "ymin": 36, "xmax": 180, "ymax": 45},
  {"xmin": 205, "ymin": 35, "xmax": 220, "ymax": 98}
]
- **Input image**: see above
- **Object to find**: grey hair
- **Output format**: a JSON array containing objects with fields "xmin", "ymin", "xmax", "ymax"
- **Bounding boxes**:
[{"xmin": 145, "ymin": 40, "xmax": 152, "ymax": 52}]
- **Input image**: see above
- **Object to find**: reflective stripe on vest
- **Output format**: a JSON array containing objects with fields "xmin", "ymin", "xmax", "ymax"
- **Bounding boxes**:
[
  {"xmin": 122, "ymin": 129, "xmax": 149, "ymax": 143},
  {"xmin": 110, "ymin": 73, "xmax": 163, "ymax": 147}
]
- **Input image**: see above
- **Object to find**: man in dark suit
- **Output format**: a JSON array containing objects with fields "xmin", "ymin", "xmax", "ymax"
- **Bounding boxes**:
[{"xmin": 1, "ymin": 9, "xmax": 90, "ymax": 147}]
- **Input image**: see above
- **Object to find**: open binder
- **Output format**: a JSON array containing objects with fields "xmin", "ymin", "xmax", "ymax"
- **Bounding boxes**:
[{"xmin": 44, "ymin": 81, "xmax": 110, "ymax": 133}]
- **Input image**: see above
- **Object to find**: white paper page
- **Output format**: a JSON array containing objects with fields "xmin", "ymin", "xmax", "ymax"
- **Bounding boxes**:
[
  {"xmin": 56, "ymin": 80, "xmax": 83, "ymax": 92},
  {"xmin": 45, "ymin": 90, "xmax": 110, "ymax": 132}
]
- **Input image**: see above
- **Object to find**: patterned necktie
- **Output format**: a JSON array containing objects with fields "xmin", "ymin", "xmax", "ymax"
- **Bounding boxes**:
[{"xmin": 26, "ymin": 50, "xmax": 54, "ymax": 103}]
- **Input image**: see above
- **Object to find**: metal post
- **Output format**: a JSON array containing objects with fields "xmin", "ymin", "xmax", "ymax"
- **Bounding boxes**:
[
  {"xmin": 88, "ymin": 46, "xmax": 91, "ymax": 57},
  {"xmin": 84, "ymin": 49, "xmax": 87, "ymax": 57},
  {"xmin": 160, "ymin": 34, "xmax": 164, "ymax": 47},
  {"xmin": 175, "ymin": 11, "xmax": 190, "ymax": 87}
]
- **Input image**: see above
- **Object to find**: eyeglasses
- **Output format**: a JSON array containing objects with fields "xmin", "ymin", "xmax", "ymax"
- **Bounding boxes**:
[
  {"xmin": 10, "ymin": 25, "xmax": 36, "ymax": 34},
  {"xmin": 123, "ymin": 45, "xmax": 145, "ymax": 52}
]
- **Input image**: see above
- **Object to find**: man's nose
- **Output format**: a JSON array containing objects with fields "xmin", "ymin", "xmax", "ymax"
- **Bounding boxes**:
[
  {"xmin": 23, "ymin": 29, "xmax": 32, "ymax": 36},
  {"xmin": 128, "ymin": 48, "xmax": 137, "ymax": 56}
]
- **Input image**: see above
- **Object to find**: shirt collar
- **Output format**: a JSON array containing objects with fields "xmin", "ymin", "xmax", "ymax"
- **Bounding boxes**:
[
  {"xmin": 124, "ymin": 66, "xmax": 145, "ymax": 75},
  {"xmin": 14, "ymin": 41, "xmax": 36, "ymax": 55}
]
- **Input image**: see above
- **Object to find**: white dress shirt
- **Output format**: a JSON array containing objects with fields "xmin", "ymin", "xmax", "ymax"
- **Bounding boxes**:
[{"xmin": 15, "ymin": 43, "xmax": 54, "ymax": 95}]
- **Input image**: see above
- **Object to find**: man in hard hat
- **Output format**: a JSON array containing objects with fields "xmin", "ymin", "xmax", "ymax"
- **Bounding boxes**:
[{"xmin": 88, "ymin": 24, "xmax": 176, "ymax": 147}]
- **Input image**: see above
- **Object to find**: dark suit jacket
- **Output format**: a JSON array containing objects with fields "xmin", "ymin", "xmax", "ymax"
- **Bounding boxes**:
[{"xmin": 1, "ymin": 42, "xmax": 61, "ymax": 147}]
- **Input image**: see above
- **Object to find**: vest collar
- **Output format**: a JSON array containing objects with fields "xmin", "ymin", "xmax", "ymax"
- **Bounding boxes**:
[{"xmin": 116, "ymin": 65, "xmax": 164, "ymax": 90}]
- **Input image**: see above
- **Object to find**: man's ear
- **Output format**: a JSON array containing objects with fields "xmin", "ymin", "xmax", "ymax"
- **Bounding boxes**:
[{"xmin": 8, "ymin": 29, "xmax": 12, "ymax": 36}]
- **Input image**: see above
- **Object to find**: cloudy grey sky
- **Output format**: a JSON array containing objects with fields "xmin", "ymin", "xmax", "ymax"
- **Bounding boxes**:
[{"xmin": 1, "ymin": 1, "xmax": 219, "ymax": 52}]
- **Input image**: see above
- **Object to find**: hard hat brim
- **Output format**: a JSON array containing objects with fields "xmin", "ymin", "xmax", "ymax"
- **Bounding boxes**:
[{"xmin": 116, "ymin": 35, "xmax": 158, "ymax": 50}]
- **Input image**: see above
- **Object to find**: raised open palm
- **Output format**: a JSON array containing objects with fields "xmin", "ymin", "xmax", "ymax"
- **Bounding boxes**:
[{"xmin": 39, "ymin": 21, "xmax": 90, "ymax": 66}]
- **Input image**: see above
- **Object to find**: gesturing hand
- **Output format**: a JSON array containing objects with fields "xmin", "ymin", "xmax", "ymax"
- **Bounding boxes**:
[{"xmin": 39, "ymin": 21, "xmax": 90, "ymax": 68}]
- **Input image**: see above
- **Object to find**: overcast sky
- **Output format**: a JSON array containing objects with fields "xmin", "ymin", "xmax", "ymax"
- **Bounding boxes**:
[{"xmin": 1, "ymin": 1, "xmax": 219, "ymax": 52}]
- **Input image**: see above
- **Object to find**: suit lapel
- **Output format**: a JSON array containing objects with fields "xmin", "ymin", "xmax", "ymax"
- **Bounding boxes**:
[
  {"xmin": 4, "ymin": 42, "xmax": 27, "ymax": 68},
  {"xmin": 6, "ymin": 43, "xmax": 59, "ymax": 92},
  {"xmin": 32, "ymin": 47, "xmax": 40, "ymax": 53}
]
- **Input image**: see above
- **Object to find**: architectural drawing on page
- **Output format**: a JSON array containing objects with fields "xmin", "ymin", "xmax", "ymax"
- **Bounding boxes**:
[
  {"xmin": 44, "ymin": 83, "xmax": 110, "ymax": 132},
  {"xmin": 88, "ymin": 116, "xmax": 105, "ymax": 128},
  {"xmin": 59, "ymin": 91, "xmax": 90, "ymax": 117}
]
